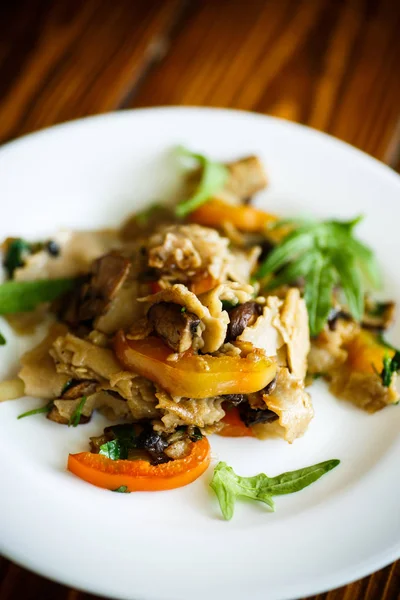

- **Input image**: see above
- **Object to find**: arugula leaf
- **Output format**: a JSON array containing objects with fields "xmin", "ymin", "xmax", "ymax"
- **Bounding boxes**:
[
  {"xmin": 113, "ymin": 486, "xmax": 130, "ymax": 493},
  {"xmin": 3, "ymin": 238, "xmax": 32, "ymax": 278},
  {"xmin": 18, "ymin": 401, "xmax": 53, "ymax": 420},
  {"xmin": 68, "ymin": 396, "xmax": 87, "ymax": 427},
  {"xmin": 175, "ymin": 147, "xmax": 228, "ymax": 218},
  {"xmin": 330, "ymin": 251, "xmax": 363, "ymax": 322},
  {"xmin": 255, "ymin": 216, "xmax": 380, "ymax": 335},
  {"xmin": 380, "ymin": 351, "xmax": 400, "ymax": 387},
  {"xmin": 304, "ymin": 254, "xmax": 336, "ymax": 337},
  {"xmin": 0, "ymin": 278, "xmax": 75, "ymax": 314},
  {"xmin": 255, "ymin": 228, "xmax": 315, "ymax": 280},
  {"xmin": 0, "ymin": 331, "xmax": 6, "ymax": 345},
  {"xmin": 210, "ymin": 459, "xmax": 340, "ymax": 520},
  {"xmin": 266, "ymin": 252, "xmax": 316, "ymax": 290}
]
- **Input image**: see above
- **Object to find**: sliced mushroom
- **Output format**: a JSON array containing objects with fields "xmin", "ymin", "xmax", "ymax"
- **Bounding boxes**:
[
  {"xmin": 147, "ymin": 302, "xmax": 201, "ymax": 353},
  {"xmin": 61, "ymin": 380, "xmax": 98, "ymax": 399},
  {"xmin": 238, "ymin": 404, "xmax": 278, "ymax": 427},
  {"xmin": 79, "ymin": 252, "xmax": 131, "ymax": 321},
  {"xmin": 47, "ymin": 405, "xmax": 91, "ymax": 425},
  {"xmin": 226, "ymin": 301, "xmax": 263, "ymax": 341}
]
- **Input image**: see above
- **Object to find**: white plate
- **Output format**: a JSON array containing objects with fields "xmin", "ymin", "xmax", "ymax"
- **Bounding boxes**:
[{"xmin": 0, "ymin": 108, "xmax": 400, "ymax": 600}]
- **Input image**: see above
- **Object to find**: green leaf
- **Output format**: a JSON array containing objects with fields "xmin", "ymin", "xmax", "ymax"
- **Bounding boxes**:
[
  {"xmin": 304, "ymin": 253, "xmax": 336, "ymax": 336},
  {"xmin": 266, "ymin": 252, "xmax": 316, "ymax": 290},
  {"xmin": 380, "ymin": 351, "xmax": 400, "ymax": 387},
  {"xmin": 0, "ymin": 278, "xmax": 76, "ymax": 314},
  {"xmin": 255, "ymin": 215, "xmax": 381, "ymax": 333},
  {"xmin": 3, "ymin": 238, "xmax": 32, "ymax": 278},
  {"xmin": 99, "ymin": 439, "xmax": 126, "ymax": 460},
  {"xmin": 68, "ymin": 396, "xmax": 87, "ymax": 427},
  {"xmin": 255, "ymin": 228, "xmax": 315, "ymax": 280},
  {"xmin": 99, "ymin": 425, "xmax": 139, "ymax": 460},
  {"xmin": 18, "ymin": 401, "xmax": 53, "ymax": 420},
  {"xmin": 330, "ymin": 251, "xmax": 364, "ymax": 322},
  {"xmin": 175, "ymin": 147, "xmax": 228, "ymax": 218},
  {"xmin": 210, "ymin": 459, "xmax": 340, "ymax": 520},
  {"xmin": 0, "ymin": 331, "xmax": 6, "ymax": 345},
  {"xmin": 112, "ymin": 486, "xmax": 130, "ymax": 493}
]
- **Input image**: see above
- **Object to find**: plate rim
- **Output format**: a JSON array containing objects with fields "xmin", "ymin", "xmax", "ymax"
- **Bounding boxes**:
[{"xmin": 1, "ymin": 106, "xmax": 399, "ymax": 600}]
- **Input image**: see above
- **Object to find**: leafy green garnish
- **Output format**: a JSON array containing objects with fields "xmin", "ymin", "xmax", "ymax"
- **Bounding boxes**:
[
  {"xmin": 0, "ymin": 331, "xmax": 6, "ymax": 345},
  {"xmin": 99, "ymin": 424, "xmax": 139, "ymax": 460},
  {"xmin": 3, "ymin": 238, "xmax": 32, "ymax": 278},
  {"xmin": 112, "ymin": 486, "xmax": 130, "ymax": 493},
  {"xmin": 18, "ymin": 401, "xmax": 53, "ymax": 420},
  {"xmin": 180, "ymin": 306, "xmax": 187, "ymax": 313},
  {"xmin": 100, "ymin": 439, "xmax": 126, "ymax": 460},
  {"xmin": 175, "ymin": 146, "xmax": 228, "ymax": 218},
  {"xmin": 255, "ymin": 217, "xmax": 380, "ymax": 335},
  {"xmin": 68, "ymin": 396, "xmax": 87, "ymax": 427},
  {"xmin": 210, "ymin": 459, "xmax": 340, "ymax": 520},
  {"xmin": 0, "ymin": 278, "xmax": 75, "ymax": 314},
  {"xmin": 380, "ymin": 352, "xmax": 400, "ymax": 387}
]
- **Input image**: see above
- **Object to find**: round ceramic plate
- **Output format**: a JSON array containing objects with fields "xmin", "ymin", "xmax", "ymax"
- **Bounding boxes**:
[{"xmin": 0, "ymin": 108, "xmax": 399, "ymax": 600}]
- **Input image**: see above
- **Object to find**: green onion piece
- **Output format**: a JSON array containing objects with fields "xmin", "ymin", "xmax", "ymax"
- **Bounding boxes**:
[
  {"xmin": 0, "ymin": 278, "xmax": 75, "ymax": 314},
  {"xmin": 18, "ymin": 401, "xmax": 53, "ymax": 420},
  {"xmin": 68, "ymin": 396, "xmax": 87, "ymax": 427}
]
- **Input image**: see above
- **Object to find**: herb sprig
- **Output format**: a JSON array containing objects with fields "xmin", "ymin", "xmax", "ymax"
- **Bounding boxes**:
[
  {"xmin": 255, "ymin": 217, "xmax": 381, "ymax": 336},
  {"xmin": 175, "ymin": 147, "xmax": 228, "ymax": 218},
  {"xmin": 99, "ymin": 424, "xmax": 139, "ymax": 460},
  {"xmin": 68, "ymin": 396, "xmax": 87, "ymax": 427},
  {"xmin": 210, "ymin": 459, "xmax": 340, "ymax": 520},
  {"xmin": 18, "ymin": 401, "xmax": 53, "ymax": 420}
]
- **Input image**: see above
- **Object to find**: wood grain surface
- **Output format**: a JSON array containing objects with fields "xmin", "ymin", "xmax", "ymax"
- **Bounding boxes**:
[{"xmin": 0, "ymin": 1, "xmax": 399, "ymax": 600}]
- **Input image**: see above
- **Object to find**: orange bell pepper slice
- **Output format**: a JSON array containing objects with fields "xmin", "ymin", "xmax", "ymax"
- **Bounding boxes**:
[
  {"xmin": 189, "ymin": 276, "xmax": 217, "ymax": 295},
  {"xmin": 114, "ymin": 331, "xmax": 276, "ymax": 399},
  {"xmin": 345, "ymin": 330, "xmax": 394, "ymax": 374},
  {"xmin": 188, "ymin": 199, "xmax": 277, "ymax": 233},
  {"xmin": 68, "ymin": 437, "xmax": 211, "ymax": 492},
  {"xmin": 218, "ymin": 406, "xmax": 254, "ymax": 437}
]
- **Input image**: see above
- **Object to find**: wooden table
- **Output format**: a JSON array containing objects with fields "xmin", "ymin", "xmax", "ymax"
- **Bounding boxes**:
[{"xmin": 0, "ymin": 1, "xmax": 399, "ymax": 599}]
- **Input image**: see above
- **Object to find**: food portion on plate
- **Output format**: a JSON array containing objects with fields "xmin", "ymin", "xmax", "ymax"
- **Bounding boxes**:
[{"xmin": 0, "ymin": 147, "xmax": 397, "ymax": 516}]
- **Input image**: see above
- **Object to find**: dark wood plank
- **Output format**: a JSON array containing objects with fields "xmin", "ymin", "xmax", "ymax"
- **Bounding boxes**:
[
  {"xmin": 0, "ymin": 1, "xmax": 399, "ymax": 600},
  {"xmin": 131, "ymin": 0, "xmax": 400, "ymax": 162},
  {"xmin": 0, "ymin": 0, "xmax": 185, "ymax": 143}
]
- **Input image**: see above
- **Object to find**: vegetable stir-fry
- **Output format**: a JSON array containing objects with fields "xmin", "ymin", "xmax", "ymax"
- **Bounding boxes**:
[{"xmin": 0, "ymin": 147, "xmax": 397, "ymax": 518}]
